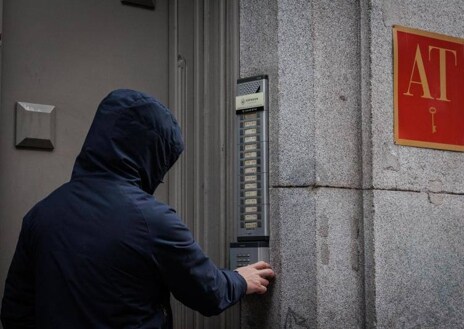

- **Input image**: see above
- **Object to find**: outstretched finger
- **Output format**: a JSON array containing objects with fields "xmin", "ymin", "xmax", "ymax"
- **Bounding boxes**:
[
  {"xmin": 251, "ymin": 261, "xmax": 271, "ymax": 270},
  {"xmin": 257, "ymin": 268, "xmax": 275, "ymax": 278},
  {"xmin": 256, "ymin": 284, "xmax": 267, "ymax": 294},
  {"xmin": 259, "ymin": 278, "xmax": 269, "ymax": 287}
]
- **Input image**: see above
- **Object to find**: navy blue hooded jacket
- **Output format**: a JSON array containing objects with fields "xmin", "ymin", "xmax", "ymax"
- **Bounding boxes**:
[{"xmin": 1, "ymin": 89, "xmax": 246, "ymax": 329}]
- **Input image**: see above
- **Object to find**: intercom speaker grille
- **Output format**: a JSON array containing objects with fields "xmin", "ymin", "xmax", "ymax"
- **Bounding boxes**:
[{"xmin": 237, "ymin": 80, "xmax": 262, "ymax": 96}]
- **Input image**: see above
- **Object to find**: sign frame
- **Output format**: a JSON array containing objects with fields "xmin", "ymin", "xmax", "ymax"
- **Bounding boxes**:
[{"xmin": 393, "ymin": 25, "xmax": 464, "ymax": 152}]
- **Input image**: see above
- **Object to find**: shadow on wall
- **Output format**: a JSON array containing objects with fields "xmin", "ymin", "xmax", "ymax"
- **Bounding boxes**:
[{"xmin": 284, "ymin": 308, "xmax": 310, "ymax": 329}]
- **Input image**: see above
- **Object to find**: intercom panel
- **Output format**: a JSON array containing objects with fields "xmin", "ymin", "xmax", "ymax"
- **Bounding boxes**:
[
  {"xmin": 229, "ymin": 241, "xmax": 270, "ymax": 269},
  {"xmin": 235, "ymin": 75, "xmax": 269, "ymax": 241}
]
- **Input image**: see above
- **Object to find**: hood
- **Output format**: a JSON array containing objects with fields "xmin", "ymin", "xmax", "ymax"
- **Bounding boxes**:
[{"xmin": 71, "ymin": 89, "xmax": 184, "ymax": 194}]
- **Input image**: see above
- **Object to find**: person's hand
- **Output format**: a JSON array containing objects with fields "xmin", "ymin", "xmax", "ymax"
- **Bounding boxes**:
[{"xmin": 235, "ymin": 261, "xmax": 275, "ymax": 295}]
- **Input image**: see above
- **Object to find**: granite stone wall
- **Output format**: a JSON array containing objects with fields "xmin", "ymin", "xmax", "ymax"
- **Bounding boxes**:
[
  {"xmin": 240, "ymin": 0, "xmax": 464, "ymax": 328},
  {"xmin": 365, "ymin": 1, "xmax": 464, "ymax": 328}
]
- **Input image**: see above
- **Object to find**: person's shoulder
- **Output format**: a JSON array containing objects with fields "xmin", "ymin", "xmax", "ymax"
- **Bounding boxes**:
[
  {"xmin": 134, "ymin": 194, "xmax": 178, "ymax": 223},
  {"xmin": 132, "ymin": 195, "xmax": 189, "ymax": 238},
  {"xmin": 33, "ymin": 181, "xmax": 75, "ymax": 205},
  {"xmin": 20, "ymin": 182, "xmax": 72, "ymax": 226}
]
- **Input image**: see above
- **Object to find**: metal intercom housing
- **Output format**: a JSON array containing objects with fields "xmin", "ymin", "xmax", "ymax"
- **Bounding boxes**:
[
  {"xmin": 235, "ymin": 75, "xmax": 270, "ymax": 241},
  {"xmin": 229, "ymin": 241, "xmax": 269, "ymax": 269},
  {"xmin": 229, "ymin": 75, "xmax": 270, "ymax": 269}
]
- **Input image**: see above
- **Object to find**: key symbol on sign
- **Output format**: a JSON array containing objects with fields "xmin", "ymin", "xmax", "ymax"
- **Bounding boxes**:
[{"xmin": 429, "ymin": 107, "xmax": 437, "ymax": 133}]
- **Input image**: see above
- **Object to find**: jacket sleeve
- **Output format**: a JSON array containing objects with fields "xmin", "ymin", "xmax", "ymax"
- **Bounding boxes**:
[
  {"xmin": 147, "ymin": 209, "xmax": 247, "ymax": 316},
  {"xmin": 1, "ymin": 215, "xmax": 36, "ymax": 329}
]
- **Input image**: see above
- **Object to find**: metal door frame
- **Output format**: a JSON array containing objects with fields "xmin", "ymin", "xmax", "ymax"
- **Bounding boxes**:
[{"xmin": 168, "ymin": 0, "xmax": 240, "ymax": 328}]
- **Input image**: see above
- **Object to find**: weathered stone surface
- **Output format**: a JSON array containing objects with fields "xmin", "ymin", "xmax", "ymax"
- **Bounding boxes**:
[
  {"xmin": 273, "ymin": 0, "xmax": 314, "ymax": 187},
  {"xmin": 316, "ymin": 188, "xmax": 364, "ymax": 329},
  {"xmin": 313, "ymin": 1, "xmax": 362, "ymax": 189},
  {"xmin": 242, "ymin": 187, "xmax": 366, "ymax": 329},
  {"xmin": 241, "ymin": 187, "xmax": 316, "ymax": 329},
  {"xmin": 240, "ymin": 0, "xmax": 314, "ymax": 187},
  {"xmin": 241, "ymin": 0, "xmax": 365, "ymax": 189},
  {"xmin": 369, "ymin": 190, "xmax": 464, "ymax": 328},
  {"xmin": 240, "ymin": 1, "xmax": 464, "ymax": 329}
]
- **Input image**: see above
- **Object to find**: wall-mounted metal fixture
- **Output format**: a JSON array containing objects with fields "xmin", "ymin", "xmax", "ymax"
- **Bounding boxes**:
[
  {"xmin": 15, "ymin": 102, "xmax": 56, "ymax": 150},
  {"xmin": 121, "ymin": 0, "xmax": 155, "ymax": 10},
  {"xmin": 229, "ymin": 75, "xmax": 270, "ymax": 269}
]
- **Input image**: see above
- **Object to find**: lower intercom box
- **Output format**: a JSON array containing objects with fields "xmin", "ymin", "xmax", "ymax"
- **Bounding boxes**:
[{"xmin": 229, "ymin": 241, "xmax": 269, "ymax": 269}]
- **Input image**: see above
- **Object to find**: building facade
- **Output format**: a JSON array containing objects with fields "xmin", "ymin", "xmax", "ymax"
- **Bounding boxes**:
[
  {"xmin": 240, "ymin": 1, "xmax": 463, "ymax": 328},
  {"xmin": 0, "ymin": 1, "xmax": 463, "ymax": 328}
]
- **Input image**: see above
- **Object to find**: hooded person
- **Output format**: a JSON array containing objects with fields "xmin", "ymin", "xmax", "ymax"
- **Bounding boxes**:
[{"xmin": 1, "ymin": 89, "xmax": 274, "ymax": 329}]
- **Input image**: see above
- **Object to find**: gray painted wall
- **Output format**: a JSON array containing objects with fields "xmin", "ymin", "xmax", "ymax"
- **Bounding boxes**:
[
  {"xmin": 240, "ymin": 0, "xmax": 464, "ymax": 328},
  {"xmin": 0, "ymin": 1, "xmax": 170, "ymax": 328},
  {"xmin": 0, "ymin": 1, "xmax": 241, "ymax": 329}
]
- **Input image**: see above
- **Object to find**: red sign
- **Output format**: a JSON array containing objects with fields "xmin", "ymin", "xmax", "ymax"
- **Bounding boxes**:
[{"xmin": 394, "ymin": 26, "xmax": 464, "ymax": 151}]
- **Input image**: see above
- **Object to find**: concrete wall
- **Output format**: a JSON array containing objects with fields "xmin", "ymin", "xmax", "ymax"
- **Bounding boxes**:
[{"xmin": 240, "ymin": 0, "xmax": 464, "ymax": 328}]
